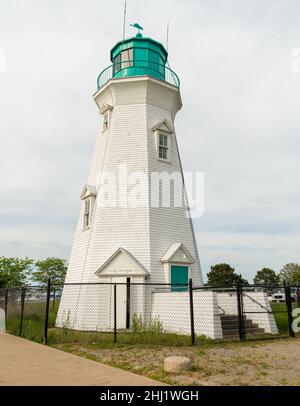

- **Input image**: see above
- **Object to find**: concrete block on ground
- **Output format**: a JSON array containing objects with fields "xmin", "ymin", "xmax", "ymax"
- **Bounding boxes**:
[{"xmin": 164, "ymin": 356, "xmax": 192, "ymax": 373}]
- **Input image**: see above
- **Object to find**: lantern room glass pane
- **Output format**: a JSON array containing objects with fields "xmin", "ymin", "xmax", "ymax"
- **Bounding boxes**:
[
  {"xmin": 113, "ymin": 54, "xmax": 121, "ymax": 74},
  {"xmin": 121, "ymin": 49, "xmax": 133, "ymax": 68}
]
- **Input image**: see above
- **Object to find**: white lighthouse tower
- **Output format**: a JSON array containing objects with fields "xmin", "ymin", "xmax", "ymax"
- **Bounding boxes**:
[{"xmin": 57, "ymin": 28, "xmax": 203, "ymax": 331}]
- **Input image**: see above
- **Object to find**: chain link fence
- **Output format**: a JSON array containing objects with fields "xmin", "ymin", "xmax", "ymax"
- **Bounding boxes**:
[
  {"xmin": 240, "ymin": 284, "xmax": 299, "ymax": 341},
  {"xmin": 0, "ymin": 281, "xmax": 299, "ymax": 346}
]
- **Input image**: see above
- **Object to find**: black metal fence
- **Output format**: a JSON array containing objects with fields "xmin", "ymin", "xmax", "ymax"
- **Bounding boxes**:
[
  {"xmin": 0, "ymin": 280, "xmax": 299, "ymax": 346},
  {"xmin": 238, "ymin": 283, "xmax": 298, "ymax": 341}
]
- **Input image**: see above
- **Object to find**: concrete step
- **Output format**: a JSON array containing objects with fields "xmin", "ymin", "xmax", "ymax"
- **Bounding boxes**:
[
  {"xmin": 221, "ymin": 314, "xmax": 265, "ymax": 337},
  {"xmin": 222, "ymin": 322, "xmax": 258, "ymax": 330},
  {"xmin": 223, "ymin": 327, "xmax": 265, "ymax": 337},
  {"xmin": 222, "ymin": 320, "xmax": 253, "ymax": 326},
  {"xmin": 220, "ymin": 315, "xmax": 247, "ymax": 321}
]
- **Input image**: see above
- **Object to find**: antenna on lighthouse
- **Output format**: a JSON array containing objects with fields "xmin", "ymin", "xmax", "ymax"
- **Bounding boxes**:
[
  {"xmin": 122, "ymin": 0, "xmax": 127, "ymax": 42},
  {"xmin": 166, "ymin": 20, "xmax": 169, "ymax": 52}
]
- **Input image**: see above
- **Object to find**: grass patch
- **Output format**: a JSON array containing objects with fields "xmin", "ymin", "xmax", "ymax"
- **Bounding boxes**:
[
  {"xmin": 271, "ymin": 302, "xmax": 289, "ymax": 334},
  {"xmin": 47, "ymin": 327, "xmax": 194, "ymax": 347},
  {"xmin": 5, "ymin": 299, "xmax": 298, "ymax": 346},
  {"xmin": 6, "ymin": 300, "xmax": 59, "ymax": 343}
]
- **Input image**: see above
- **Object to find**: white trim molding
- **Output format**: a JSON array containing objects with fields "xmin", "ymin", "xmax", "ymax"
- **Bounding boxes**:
[
  {"xmin": 100, "ymin": 103, "xmax": 113, "ymax": 115},
  {"xmin": 161, "ymin": 242, "xmax": 195, "ymax": 264},
  {"xmin": 80, "ymin": 184, "xmax": 97, "ymax": 200},
  {"xmin": 95, "ymin": 247, "xmax": 150, "ymax": 278},
  {"xmin": 151, "ymin": 119, "xmax": 174, "ymax": 134}
]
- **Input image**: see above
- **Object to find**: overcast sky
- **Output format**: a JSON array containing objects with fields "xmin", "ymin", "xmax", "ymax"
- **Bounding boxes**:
[{"xmin": 0, "ymin": 0, "xmax": 299, "ymax": 282}]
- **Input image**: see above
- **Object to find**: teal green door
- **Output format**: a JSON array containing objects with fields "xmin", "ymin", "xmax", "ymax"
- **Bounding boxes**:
[{"xmin": 171, "ymin": 265, "xmax": 188, "ymax": 291}]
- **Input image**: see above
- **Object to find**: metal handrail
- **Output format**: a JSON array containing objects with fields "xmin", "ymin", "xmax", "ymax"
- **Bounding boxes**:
[
  {"xmin": 96, "ymin": 59, "xmax": 180, "ymax": 90},
  {"xmin": 243, "ymin": 292, "xmax": 271, "ymax": 313},
  {"xmin": 218, "ymin": 305, "xmax": 225, "ymax": 315}
]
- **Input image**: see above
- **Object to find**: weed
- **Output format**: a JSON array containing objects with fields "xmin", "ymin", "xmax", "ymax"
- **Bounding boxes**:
[{"xmin": 131, "ymin": 314, "xmax": 164, "ymax": 334}]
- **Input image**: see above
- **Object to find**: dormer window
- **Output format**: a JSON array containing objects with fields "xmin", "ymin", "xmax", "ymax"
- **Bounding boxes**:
[
  {"xmin": 100, "ymin": 104, "xmax": 113, "ymax": 132},
  {"xmin": 152, "ymin": 119, "xmax": 174, "ymax": 163},
  {"xmin": 80, "ymin": 185, "xmax": 97, "ymax": 230}
]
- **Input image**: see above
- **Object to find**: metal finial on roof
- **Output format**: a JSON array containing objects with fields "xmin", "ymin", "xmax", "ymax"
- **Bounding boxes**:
[{"xmin": 130, "ymin": 23, "xmax": 143, "ymax": 37}]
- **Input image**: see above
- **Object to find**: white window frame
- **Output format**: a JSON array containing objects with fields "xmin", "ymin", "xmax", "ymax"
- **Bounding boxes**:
[
  {"xmin": 100, "ymin": 104, "xmax": 112, "ymax": 133},
  {"xmin": 83, "ymin": 197, "xmax": 91, "ymax": 229},
  {"xmin": 80, "ymin": 185, "xmax": 97, "ymax": 231},
  {"xmin": 82, "ymin": 195, "xmax": 96, "ymax": 230},
  {"xmin": 156, "ymin": 131, "xmax": 171, "ymax": 163},
  {"xmin": 102, "ymin": 111, "xmax": 110, "ymax": 132}
]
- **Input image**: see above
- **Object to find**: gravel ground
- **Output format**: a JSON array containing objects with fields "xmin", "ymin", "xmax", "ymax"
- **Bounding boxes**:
[{"xmin": 54, "ymin": 336, "xmax": 300, "ymax": 386}]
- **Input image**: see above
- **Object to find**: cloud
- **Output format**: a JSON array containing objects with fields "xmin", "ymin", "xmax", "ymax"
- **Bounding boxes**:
[{"xmin": 198, "ymin": 230, "xmax": 300, "ymax": 283}]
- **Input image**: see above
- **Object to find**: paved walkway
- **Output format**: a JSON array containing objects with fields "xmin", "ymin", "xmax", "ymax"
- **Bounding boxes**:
[{"xmin": 0, "ymin": 333, "xmax": 162, "ymax": 386}]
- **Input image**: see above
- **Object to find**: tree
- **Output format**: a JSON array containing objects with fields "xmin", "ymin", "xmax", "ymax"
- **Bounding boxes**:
[
  {"xmin": 207, "ymin": 263, "xmax": 249, "ymax": 287},
  {"xmin": 279, "ymin": 263, "xmax": 300, "ymax": 285},
  {"xmin": 32, "ymin": 257, "xmax": 68, "ymax": 286},
  {"xmin": 254, "ymin": 267, "xmax": 279, "ymax": 294},
  {"xmin": 0, "ymin": 257, "xmax": 33, "ymax": 288},
  {"xmin": 254, "ymin": 268, "xmax": 279, "ymax": 286}
]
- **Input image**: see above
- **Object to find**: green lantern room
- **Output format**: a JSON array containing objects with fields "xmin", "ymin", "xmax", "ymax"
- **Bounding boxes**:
[{"xmin": 97, "ymin": 27, "xmax": 180, "ymax": 90}]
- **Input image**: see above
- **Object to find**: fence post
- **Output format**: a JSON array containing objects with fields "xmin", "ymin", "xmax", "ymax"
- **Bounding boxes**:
[
  {"xmin": 236, "ymin": 283, "xmax": 245, "ymax": 342},
  {"xmin": 284, "ymin": 283, "xmax": 295, "ymax": 338},
  {"xmin": 53, "ymin": 288, "xmax": 56, "ymax": 311},
  {"xmin": 113, "ymin": 283, "xmax": 117, "ymax": 343},
  {"xmin": 44, "ymin": 278, "xmax": 51, "ymax": 344},
  {"xmin": 297, "ymin": 286, "xmax": 300, "ymax": 308},
  {"xmin": 19, "ymin": 287, "xmax": 26, "ymax": 337},
  {"xmin": 189, "ymin": 279, "xmax": 195, "ymax": 346},
  {"xmin": 4, "ymin": 288, "xmax": 8, "ymax": 325},
  {"xmin": 126, "ymin": 278, "xmax": 130, "ymax": 330}
]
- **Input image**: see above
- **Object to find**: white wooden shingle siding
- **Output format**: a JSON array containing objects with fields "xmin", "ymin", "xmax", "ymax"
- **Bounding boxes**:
[
  {"xmin": 64, "ymin": 104, "xmax": 150, "ymax": 285},
  {"xmin": 151, "ymin": 291, "xmax": 223, "ymax": 339},
  {"xmin": 61, "ymin": 78, "xmax": 202, "ymax": 286},
  {"xmin": 147, "ymin": 104, "xmax": 202, "ymax": 284},
  {"xmin": 57, "ymin": 77, "xmax": 202, "ymax": 330}
]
